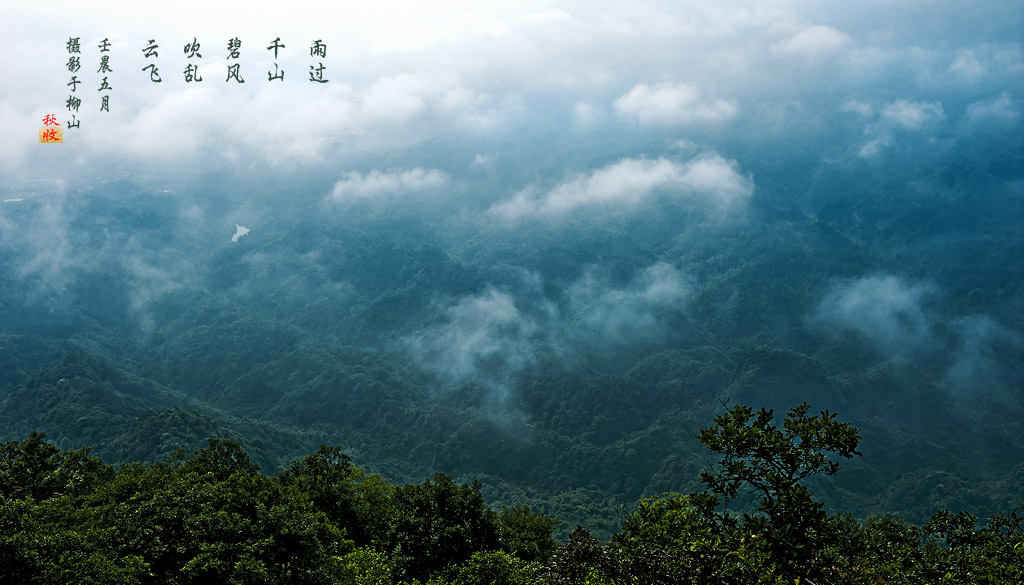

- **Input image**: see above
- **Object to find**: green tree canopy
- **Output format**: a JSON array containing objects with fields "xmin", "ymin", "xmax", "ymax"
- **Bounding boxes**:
[{"xmin": 696, "ymin": 401, "xmax": 862, "ymax": 580}]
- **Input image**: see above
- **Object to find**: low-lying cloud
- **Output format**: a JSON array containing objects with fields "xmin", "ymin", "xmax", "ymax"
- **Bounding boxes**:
[
  {"xmin": 400, "ymin": 262, "xmax": 693, "ymax": 419},
  {"xmin": 946, "ymin": 315, "xmax": 1023, "ymax": 398},
  {"xmin": 566, "ymin": 262, "xmax": 691, "ymax": 345},
  {"xmin": 401, "ymin": 288, "xmax": 539, "ymax": 405},
  {"xmin": 812, "ymin": 274, "xmax": 936, "ymax": 354}
]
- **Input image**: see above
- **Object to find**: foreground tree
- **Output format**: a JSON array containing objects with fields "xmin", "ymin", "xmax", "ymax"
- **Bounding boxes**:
[
  {"xmin": 496, "ymin": 505, "xmax": 561, "ymax": 564},
  {"xmin": 389, "ymin": 473, "xmax": 500, "ymax": 583},
  {"xmin": 0, "ymin": 431, "xmax": 113, "ymax": 501},
  {"xmin": 696, "ymin": 401, "xmax": 862, "ymax": 580},
  {"xmin": 613, "ymin": 492, "xmax": 770, "ymax": 584}
]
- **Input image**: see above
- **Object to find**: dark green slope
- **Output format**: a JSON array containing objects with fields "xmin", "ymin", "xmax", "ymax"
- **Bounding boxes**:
[{"xmin": 0, "ymin": 348, "xmax": 313, "ymax": 472}]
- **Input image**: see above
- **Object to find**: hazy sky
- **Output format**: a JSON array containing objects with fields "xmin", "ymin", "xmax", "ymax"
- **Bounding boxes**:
[{"xmin": 2, "ymin": 0, "xmax": 1020, "ymax": 187}]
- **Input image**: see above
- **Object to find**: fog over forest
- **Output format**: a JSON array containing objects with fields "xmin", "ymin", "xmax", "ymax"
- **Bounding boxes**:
[{"xmin": 1, "ymin": 0, "xmax": 1022, "ymax": 535}]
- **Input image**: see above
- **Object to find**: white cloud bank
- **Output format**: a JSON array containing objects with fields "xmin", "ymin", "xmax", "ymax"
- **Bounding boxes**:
[
  {"xmin": 774, "ymin": 25, "xmax": 851, "ymax": 57},
  {"xmin": 489, "ymin": 154, "xmax": 753, "ymax": 222},
  {"xmin": 2, "ymin": 1, "xmax": 1019, "ymax": 181},
  {"xmin": 328, "ymin": 168, "xmax": 449, "ymax": 202},
  {"xmin": 614, "ymin": 82, "xmax": 737, "ymax": 126}
]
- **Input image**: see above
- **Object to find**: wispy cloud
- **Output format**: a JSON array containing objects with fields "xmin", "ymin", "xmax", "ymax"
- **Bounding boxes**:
[
  {"xmin": 397, "ymin": 286, "xmax": 548, "ymax": 436},
  {"xmin": 811, "ymin": 275, "xmax": 936, "ymax": 354},
  {"xmin": 966, "ymin": 93, "xmax": 1019, "ymax": 123},
  {"xmin": 880, "ymin": 100, "xmax": 945, "ymax": 130},
  {"xmin": 840, "ymin": 100, "xmax": 873, "ymax": 118},
  {"xmin": 566, "ymin": 262, "xmax": 691, "ymax": 345},
  {"xmin": 400, "ymin": 262, "xmax": 694, "ymax": 416},
  {"xmin": 946, "ymin": 315, "xmax": 1023, "ymax": 398}
]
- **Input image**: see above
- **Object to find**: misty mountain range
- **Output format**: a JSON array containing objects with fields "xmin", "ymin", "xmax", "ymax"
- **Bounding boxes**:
[{"xmin": 2, "ymin": 0, "xmax": 1022, "ymax": 537}]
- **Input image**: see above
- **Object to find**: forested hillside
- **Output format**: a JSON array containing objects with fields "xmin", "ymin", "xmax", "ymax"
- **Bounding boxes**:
[{"xmin": 2, "ymin": 404, "xmax": 1021, "ymax": 584}]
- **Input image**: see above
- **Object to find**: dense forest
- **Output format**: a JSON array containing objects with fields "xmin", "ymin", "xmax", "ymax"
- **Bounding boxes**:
[{"xmin": 2, "ymin": 403, "xmax": 1021, "ymax": 584}]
